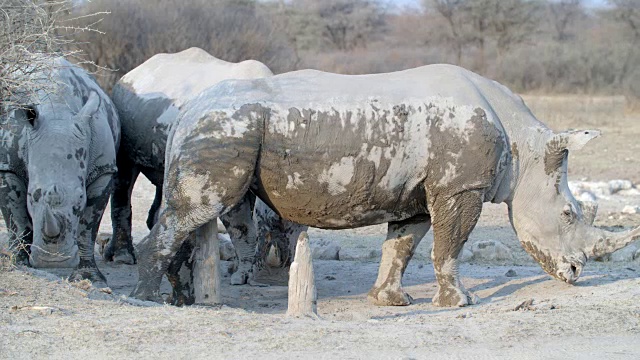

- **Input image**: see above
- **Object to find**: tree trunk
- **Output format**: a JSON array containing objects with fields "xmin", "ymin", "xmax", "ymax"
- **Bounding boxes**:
[
  {"xmin": 193, "ymin": 219, "xmax": 221, "ymax": 305},
  {"xmin": 286, "ymin": 231, "xmax": 317, "ymax": 318}
]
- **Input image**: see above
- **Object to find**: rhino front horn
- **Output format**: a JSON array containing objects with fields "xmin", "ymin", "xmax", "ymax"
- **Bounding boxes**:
[
  {"xmin": 587, "ymin": 225, "xmax": 640, "ymax": 258},
  {"xmin": 43, "ymin": 207, "xmax": 61, "ymax": 238}
]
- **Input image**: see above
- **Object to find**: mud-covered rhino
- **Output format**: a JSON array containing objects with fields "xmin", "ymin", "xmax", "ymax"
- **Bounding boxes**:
[
  {"xmin": 0, "ymin": 58, "xmax": 119, "ymax": 286},
  {"xmin": 108, "ymin": 48, "xmax": 305, "ymax": 284},
  {"xmin": 131, "ymin": 64, "xmax": 640, "ymax": 307}
]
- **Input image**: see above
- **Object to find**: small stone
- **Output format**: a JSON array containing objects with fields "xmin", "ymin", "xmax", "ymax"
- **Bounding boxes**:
[
  {"xmin": 505, "ymin": 269, "xmax": 517, "ymax": 277},
  {"xmin": 324, "ymin": 275, "xmax": 336, "ymax": 280},
  {"xmin": 609, "ymin": 180, "xmax": 634, "ymax": 194},
  {"xmin": 577, "ymin": 191, "xmax": 597, "ymax": 202},
  {"xmin": 218, "ymin": 233, "xmax": 236, "ymax": 261},
  {"xmin": 458, "ymin": 248, "xmax": 474, "ymax": 262},
  {"xmin": 338, "ymin": 248, "xmax": 381, "ymax": 261},
  {"xmin": 310, "ymin": 239, "xmax": 340, "ymax": 260},
  {"xmin": 621, "ymin": 205, "xmax": 640, "ymax": 215},
  {"xmin": 470, "ymin": 240, "xmax": 513, "ymax": 261}
]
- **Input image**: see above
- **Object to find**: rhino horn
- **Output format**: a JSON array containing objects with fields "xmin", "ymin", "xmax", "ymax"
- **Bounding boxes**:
[
  {"xmin": 42, "ymin": 206, "xmax": 61, "ymax": 238},
  {"xmin": 586, "ymin": 225, "xmax": 640, "ymax": 258}
]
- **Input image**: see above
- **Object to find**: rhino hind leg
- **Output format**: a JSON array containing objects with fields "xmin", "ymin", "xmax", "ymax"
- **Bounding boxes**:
[
  {"xmin": 221, "ymin": 195, "xmax": 264, "ymax": 286},
  {"xmin": 368, "ymin": 215, "xmax": 431, "ymax": 306},
  {"xmin": 0, "ymin": 172, "xmax": 33, "ymax": 265},
  {"xmin": 69, "ymin": 174, "xmax": 113, "ymax": 287},
  {"xmin": 146, "ymin": 185, "xmax": 163, "ymax": 230},
  {"xmin": 430, "ymin": 190, "xmax": 482, "ymax": 307},
  {"xmin": 106, "ymin": 152, "xmax": 139, "ymax": 264},
  {"xmin": 166, "ymin": 234, "xmax": 196, "ymax": 306}
]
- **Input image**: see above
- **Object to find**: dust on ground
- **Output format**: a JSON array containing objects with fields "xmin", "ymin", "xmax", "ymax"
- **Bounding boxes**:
[{"xmin": 1, "ymin": 96, "xmax": 640, "ymax": 359}]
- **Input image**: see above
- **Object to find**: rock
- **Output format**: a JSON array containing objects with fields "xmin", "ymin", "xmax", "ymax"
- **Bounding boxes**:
[
  {"xmin": 621, "ymin": 205, "xmax": 640, "ymax": 215},
  {"xmin": 576, "ymin": 191, "xmax": 597, "ymax": 202},
  {"xmin": 310, "ymin": 239, "xmax": 340, "ymax": 260},
  {"xmin": 618, "ymin": 188, "xmax": 640, "ymax": 197},
  {"xmin": 96, "ymin": 232, "xmax": 111, "ymax": 255},
  {"xmin": 458, "ymin": 248, "xmax": 474, "ymax": 262},
  {"xmin": 505, "ymin": 269, "xmax": 517, "ymax": 277},
  {"xmin": 610, "ymin": 244, "xmax": 639, "ymax": 262},
  {"xmin": 569, "ymin": 181, "xmax": 610, "ymax": 198},
  {"xmin": 470, "ymin": 240, "xmax": 513, "ymax": 261},
  {"xmin": 339, "ymin": 248, "xmax": 381, "ymax": 261},
  {"xmin": 609, "ymin": 180, "xmax": 634, "ymax": 194},
  {"xmin": 218, "ymin": 233, "xmax": 236, "ymax": 261},
  {"xmin": 217, "ymin": 218, "xmax": 227, "ymax": 234}
]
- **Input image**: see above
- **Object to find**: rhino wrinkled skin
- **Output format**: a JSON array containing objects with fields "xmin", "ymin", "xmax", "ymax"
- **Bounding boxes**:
[
  {"xmin": 131, "ymin": 64, "xmax": 640, "ymax": 307},
  {"xmin": 0, "ymin": 58, "xmax": 119, "ymax": 286},
  {"xmin": 108, "ymin": 48, "xmax": 306, "ymax": 301}
]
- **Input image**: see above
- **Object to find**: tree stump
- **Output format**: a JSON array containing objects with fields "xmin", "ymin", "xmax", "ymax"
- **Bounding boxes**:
[
  {"xmin": 193, "ymin": 219, "xmax": 221, "ymax": 305},
  {"xmin": 287, "ymin": 231, "xmax": 317, "ymax": 318}
]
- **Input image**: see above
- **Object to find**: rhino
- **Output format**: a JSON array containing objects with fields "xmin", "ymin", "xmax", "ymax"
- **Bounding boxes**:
[
  {"xmin": 0, "ymin": 58, "xmax": 119, "ymax": 286},
  {"xmin": 108, "ymin": 48, "xmax": 306, "ymax": 290},
  {"xmin": 130, "ymin": 64, "xmax": 640, "ymax": 307}
]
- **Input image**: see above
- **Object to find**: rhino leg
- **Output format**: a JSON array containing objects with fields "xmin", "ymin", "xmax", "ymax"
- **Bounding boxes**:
[
  {"xmin": 253, "ymin": 198, "xmax": 307, "ymax": 271},
  {"xmin": 368, "ymin": 215, "xmax": 431, "ymax": 306},
  {"xmin": 107, "ymin": 151, "xmax": 139, "ymax": 264},
  {"xmin": 0, "ymin": 172, "xmax": 32, "ymax": 265},
  {"xmin": 166, "ymin": 233, "xmax": 195, "ymax": 306},
  {"xmin": 221, "ymin": 195, "xmax": 264, "ymax": 286},
  {"xmin": 69, "ymin": 174, "xmax": 113, "ymax": 287},
  {"xmin": 430, "ymin": 190, "xmax": 482, "ymax": 307},
  {"xmin": 146, "ymin": 185, "xmax": 163, "ymax": 230}
]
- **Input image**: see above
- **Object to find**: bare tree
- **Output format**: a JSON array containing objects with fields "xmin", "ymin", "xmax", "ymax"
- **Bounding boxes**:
[
  {"xmin": 548, "ymin": 0, "xmax": 583, "ymax": 41},
  {"xmin": 428, "ymin": 0, "xmax": 466, "ymax": 64},
  {"xmin": 609, "ymin": 0, "xmax": 640, "ymax": 88},
  {"xmin": 73, "ymin": 0, "xmax": 297, "ymax": 91},
  {"xmin": 293, "ymin": 0, "xmax": 385, "ymax": 51},
  {"xmin": 0, "ymin": 0, "xmax": 103, "ymax": 113},
  {"xmin": 485, "ymin": 0, "xmax": 541, "ymax": 59}
]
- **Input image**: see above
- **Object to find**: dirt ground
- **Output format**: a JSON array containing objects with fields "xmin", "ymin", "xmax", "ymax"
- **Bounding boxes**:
[{"xmin": 1, "ymin": 96, "xmax": 640, "ymax": 359}]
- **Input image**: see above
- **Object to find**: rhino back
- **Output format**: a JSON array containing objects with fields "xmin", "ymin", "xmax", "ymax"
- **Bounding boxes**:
[
  {"xmin": 191, "ymin": 64, "xmax": 511, "ymax": 228},
  {"xmin": 113, "ymin": 48, "xmax": 273, "ymax": 174},
  {"xmin": 57, "ymin": 60, "xmax": 120, "ymax": 184}
]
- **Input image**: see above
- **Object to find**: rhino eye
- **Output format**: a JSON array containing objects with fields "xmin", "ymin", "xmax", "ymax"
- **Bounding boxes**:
[{"xmin": 562, "ymin": 204, "xmax": 575, "ymax": 223}]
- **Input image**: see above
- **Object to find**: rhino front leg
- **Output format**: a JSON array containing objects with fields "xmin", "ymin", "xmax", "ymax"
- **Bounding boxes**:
[
  {"xmin": 430, "ymin": 190, "xmax": 482, "ymax": 307},
  {"xmin": 107, "ymin": 152, "xmax": 139, "ymax": 264},
  {"xmin": 368, "ymin": 215, "xmax": 431, "ymax": 306},
  {"xmin": 221, "ymin": 195, "xmax": 263, "ymax": 286},
  {"xmin": 69, "ymin": 174, "xmax": 113, "ymax": 287},
  {"xmin": 0, "ymin": 172, "xmax": 32, "ymax": 265}
]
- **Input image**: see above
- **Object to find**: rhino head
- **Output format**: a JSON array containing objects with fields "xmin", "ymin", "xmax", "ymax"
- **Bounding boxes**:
[
  {"xmin": 509, "ymin": 129, "xmax": 640, "ymax": 284},
  {"xmin": 17, "ymin": 92, "xmax": 101, "ymax": 268}
]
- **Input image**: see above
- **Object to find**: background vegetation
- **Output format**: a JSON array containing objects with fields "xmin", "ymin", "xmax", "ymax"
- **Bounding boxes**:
[{"xmin": 3, "ymin": 0, "xmax": 639, "ymax": 103}]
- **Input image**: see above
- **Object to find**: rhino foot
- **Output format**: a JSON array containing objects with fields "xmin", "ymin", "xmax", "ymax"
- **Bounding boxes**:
[
  {"xmin": 432, "ymin": 285, "xmax": 478, "ymax": 307},
  {"xmin": 367, "ymin": 287, "xmax": 413, "ymax": 306},
  {"xmin": 230, "ymin": 269, "xmax": 249, "ymax": 285},
  {"xmin": 69, "ymin": 266, "xmax": 108, "ymax": 288},
  {"xmin": 103, "ymin": 245, "xmax": 136, "ymax": 265}
]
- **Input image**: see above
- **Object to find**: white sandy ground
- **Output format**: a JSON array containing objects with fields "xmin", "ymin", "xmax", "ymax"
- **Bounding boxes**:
[{"xmin": 2, "ymin": 176, "xmax": 640, "ymax": 359}]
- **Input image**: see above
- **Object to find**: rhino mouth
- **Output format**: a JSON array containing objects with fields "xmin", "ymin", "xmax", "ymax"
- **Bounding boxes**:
[{"xmin": 29, "ymin": 244, "xmax": 79, "ymax": 268}]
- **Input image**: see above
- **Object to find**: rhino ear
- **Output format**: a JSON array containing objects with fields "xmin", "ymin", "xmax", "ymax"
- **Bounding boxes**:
[
  {"xmin": 77, "ymin": 91, "xmax": 101, "ymax": 121},
  {"xmin": 547, "ymin": 129, "xmax": 601, "ymax": 152},
  {"xmin": 544, "ymin": 129, "xmax": 600, "ymax": 174}
]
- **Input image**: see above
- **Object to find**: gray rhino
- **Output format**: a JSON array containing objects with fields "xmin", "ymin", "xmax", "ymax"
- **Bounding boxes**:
[
  {"xmin": 108, "ymin": 48, "xmax": 305, "ymax": 288},
  {"xmin": 0, "ymin": 58, "xmax": 119, "ymax": 286},
  {"xmin": 130, "ymin": 64, "xmax": 640, "ymax": 307}
]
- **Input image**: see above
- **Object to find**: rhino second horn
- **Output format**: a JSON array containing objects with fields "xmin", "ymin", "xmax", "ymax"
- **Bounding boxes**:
[
  {"xmin": 587, "ymin": 225, "xmax": 640, "ymax": 258},
  {"xmin": 43, "ymin": 207, "xmax": 61, "ymax": 238}
]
